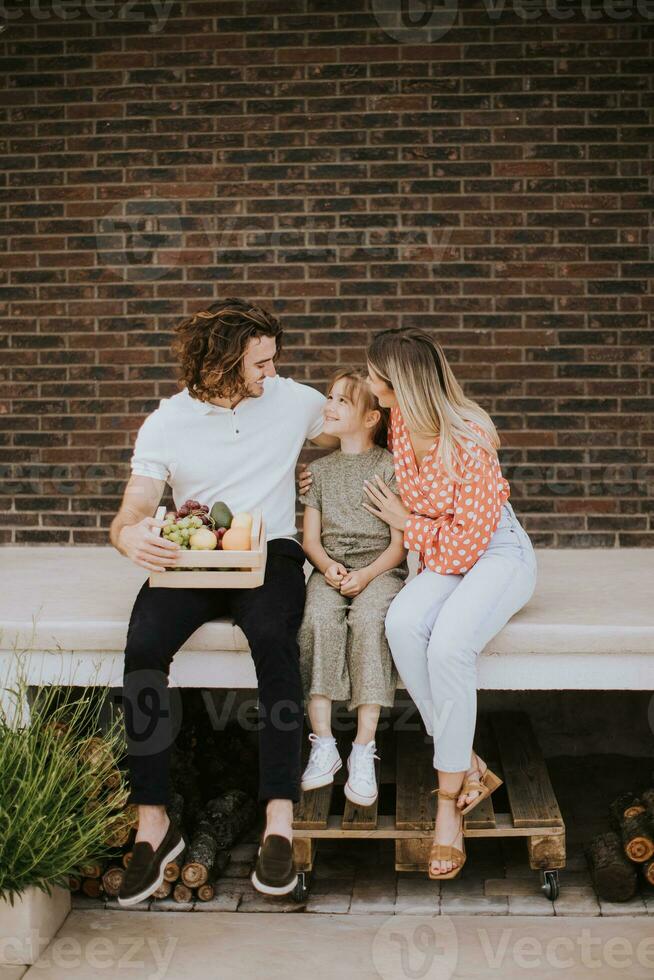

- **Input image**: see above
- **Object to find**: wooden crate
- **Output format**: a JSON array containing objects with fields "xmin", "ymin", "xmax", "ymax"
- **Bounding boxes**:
[
  {"xmin": 148, "ymin": 505, "xmax": 267, "ymax": 589},
  {"xmin": 292, "ymin": 711, "xmax": 566, "ymax": 901}
]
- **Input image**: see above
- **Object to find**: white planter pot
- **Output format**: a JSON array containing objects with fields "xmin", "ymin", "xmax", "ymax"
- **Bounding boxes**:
[{"xmin": 0, "ymin": 884, "xmax": 71, "ymax": 966}]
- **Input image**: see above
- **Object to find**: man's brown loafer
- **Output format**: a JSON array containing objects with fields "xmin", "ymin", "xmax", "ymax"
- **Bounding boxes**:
[{"xmin": 250, "ymin": 834, "xmax": 298, "ymax": 896}]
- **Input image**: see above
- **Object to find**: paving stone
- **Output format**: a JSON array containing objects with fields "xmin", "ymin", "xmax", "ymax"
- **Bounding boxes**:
[
  {"xmin": 485, "ymin": 877, "xmax": 542, "ymax": 897},
  {"xmin": 193, "ymin": 881, "xmax": 243, "ymax": 912},
  {"xmin": 237, "ymin": 882, "xmax": 305, "ymax": 913},
  {"xmin": 508, "ymin": 894, "xmax": 556, "ymax": 916},
  {"xmin": 598, "ymin": 893, "xmax": 648, "ymax": 916},
  {"xmin": 552, "ymin": 886, "xmax": 600, "ymax": 917},
  {"xmin": 221, "ymin": 861, "xmax": 252, "ymax": 879},
  {"xmin": 104, "ymin": 897, "xmax": 151, "ymax": 911},
  {"xmin": 350, "ymin": 874, "xmax": 397, "ymax": 914},
  {"xmin": 305, "ymin": 892, "xmax": 351, "ymax": 913},
  {"xmin": 641, "ymin": 885, "xmax": 654, "ymax": 913},
  {"xmin": 309, "ymin": 876, "xmax": 354, "ymax": 895},
  {"xmin": 149, "ymin": 896, "xmax": 194, "ymax": 911},
  {"xmin": 395, "ymin": 876, "xmax": 440, "ymax": 912},
  {"xmin": 437, "ymin": 874, "xmax": 485, "ymax": 896},
  {"xmin": 441, "ymin": 893, "xmax": 509, "ymax": 915},
  {"xmin": 557, "ymin": 869, "xmax": 594, "ymax": 887},
  {"xmin": 312, "ymin": 850, "xmax": 357, "ymax": 882},
  {"xmin": 230, "ymin": 842, "xmax": 257, "ymax": 862},
  {"xmin": 71, "ymin": 893, "xmax": 105, "ymax": 910}
]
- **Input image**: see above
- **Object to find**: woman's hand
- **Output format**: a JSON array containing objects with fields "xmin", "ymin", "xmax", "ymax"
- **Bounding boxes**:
[
  {"xmin": 297, "ymin": 462, "xmax": 312, "ymax": 496},
  {"xmin": 339, "ymin": 568, "xmax": 369, "ymax": 598},
  {"xmin": 362, "ymin": 475, "xmax": 411, "ymax": 531}
]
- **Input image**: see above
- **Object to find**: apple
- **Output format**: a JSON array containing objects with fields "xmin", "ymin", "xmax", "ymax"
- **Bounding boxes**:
[{"xmin": 188, "ymin": 527, "xmax": 218, "ymax": 550}]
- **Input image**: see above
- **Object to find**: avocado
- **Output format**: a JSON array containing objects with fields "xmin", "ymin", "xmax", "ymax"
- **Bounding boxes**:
[{"xmin": 210, "ymin": 500, "xmax": 233, "ymax": 530}]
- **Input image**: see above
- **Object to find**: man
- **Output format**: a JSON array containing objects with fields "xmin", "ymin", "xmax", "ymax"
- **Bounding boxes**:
[{"xmin": 109, "ymin": 297, "xmax": 338, "ymax": 904}]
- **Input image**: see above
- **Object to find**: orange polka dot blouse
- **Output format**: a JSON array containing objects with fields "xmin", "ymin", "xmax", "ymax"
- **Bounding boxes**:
[{"xmin": 388, "ymin": 406, "xmax": 511, "ymax": 576}]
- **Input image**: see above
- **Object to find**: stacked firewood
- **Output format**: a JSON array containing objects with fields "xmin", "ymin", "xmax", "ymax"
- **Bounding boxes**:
[
  {"xmin": 71, "ymin": 788, "xmax": 257, "ymax": 903},
  {"xmin": 586, "ymin": 788, "xmax": 654, "ymax": 901},
  {"xmin": 70, "ymin": 694, "xmax": 261, "ymax": 902}
]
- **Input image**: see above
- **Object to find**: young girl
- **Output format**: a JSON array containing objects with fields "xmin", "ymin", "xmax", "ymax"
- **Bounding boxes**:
[{"xmin": 298, "ymin": 368, "xmax": 409, "ymax": 807}]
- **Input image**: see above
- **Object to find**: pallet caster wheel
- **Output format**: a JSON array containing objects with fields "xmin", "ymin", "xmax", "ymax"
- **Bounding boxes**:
[
  {"xmin": 292, "ymin": 872, "xmax": 310, "ymax": 902},
  {"xmin": 540, "ymin": 870, "xmax": 560, "ymax": 901}
]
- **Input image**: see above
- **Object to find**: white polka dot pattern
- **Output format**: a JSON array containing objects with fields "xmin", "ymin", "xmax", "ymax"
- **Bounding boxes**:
[{"xmin": 388, "ymin": 406, "xmax": 511, "ymax": 576}]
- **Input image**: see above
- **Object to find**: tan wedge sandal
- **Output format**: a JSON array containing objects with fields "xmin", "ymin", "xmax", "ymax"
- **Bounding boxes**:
[
  {"xmin": 427, "ymin": 788, "xmax": 466, "ymax": 880},
  {"xmin": 457, "ymin": 752, "xmax": 503, "ymax": 816}
]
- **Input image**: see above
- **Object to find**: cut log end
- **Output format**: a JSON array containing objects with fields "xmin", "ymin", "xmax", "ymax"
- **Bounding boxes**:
[
  {"xmin": 624, "ymin": 837, "xmax": 654, "ymax": 864},
  {"xmin": 173, "ymin": 882, "xmax": 193, "ymax": 904}
]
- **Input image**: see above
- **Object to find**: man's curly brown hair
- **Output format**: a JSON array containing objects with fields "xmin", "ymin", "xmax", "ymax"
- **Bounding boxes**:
[{"xmin": 172, "ymin": 297, "xmax": 283, "ymax": 402}]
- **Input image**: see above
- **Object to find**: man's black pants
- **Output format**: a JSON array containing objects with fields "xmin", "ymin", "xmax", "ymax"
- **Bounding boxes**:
[{"xmin": 122, "ymin": 537, "xmax": 307, "ymax": 806}]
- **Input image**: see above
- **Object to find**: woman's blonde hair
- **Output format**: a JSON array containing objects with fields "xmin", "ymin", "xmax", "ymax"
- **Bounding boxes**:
[
  {"xmin": 367, "ymin": 328, "xmax": 501, "ymax": 483},
  {"xmin": 328, "ymin": 367, "xmax": 389, "ymax": 449}
]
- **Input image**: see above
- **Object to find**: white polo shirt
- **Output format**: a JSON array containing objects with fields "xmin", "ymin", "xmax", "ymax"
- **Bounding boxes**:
[{"xmin": 130, "ymin": 376, "xmax": 326, "ymax": 543}]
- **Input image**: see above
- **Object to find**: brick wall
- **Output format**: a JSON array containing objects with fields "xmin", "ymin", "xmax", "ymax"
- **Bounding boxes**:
[{"xmin": 1, "ymin": 2, "xmax": 652, "ymax": 546}]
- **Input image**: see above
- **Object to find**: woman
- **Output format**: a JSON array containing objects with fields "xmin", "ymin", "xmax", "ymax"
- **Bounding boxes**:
[
  {"xmin": 299, "ymin": 329, "xmax": 537, "ymax": 880},
  {"xmin": 366, "ymin": 328, "xmax": 538, "ymax": 879}
]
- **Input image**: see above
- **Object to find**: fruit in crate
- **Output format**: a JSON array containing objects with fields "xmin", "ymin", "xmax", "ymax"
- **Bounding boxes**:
[
  {"xmin": 222, "ymin": 526, "xmax": 252, "ymax": 551},
  {"xmin": 161, "ymin": 499, "xmax": 253, "ymax": 551},
  {"xmin": 189, "ymin": 527, "xmax": 218, "ymax": 550},
  {"xmin": 162, "ymin": 513, "xmax": 206, "ymax": 547},
  {"xmin": 231, "ymin": 512, "xmax": 253, "ymax": 532},
  {"xmin": 210, "ymin": 501, "xmax": 233, "ymax": 530}
]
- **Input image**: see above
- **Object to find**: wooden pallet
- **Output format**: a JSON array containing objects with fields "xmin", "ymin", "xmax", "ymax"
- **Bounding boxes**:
[{"xmin": 292, "ymin": 711, "xmax": 566, "ymax": 879}]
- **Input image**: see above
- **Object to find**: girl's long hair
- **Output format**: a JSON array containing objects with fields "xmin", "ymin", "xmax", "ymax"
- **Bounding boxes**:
[{"xmin": 367, "ymin": 328, "xmax": 501, "ymax": 483}]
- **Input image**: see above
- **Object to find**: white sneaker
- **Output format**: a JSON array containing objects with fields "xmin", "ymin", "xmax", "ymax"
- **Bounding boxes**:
[
  {"xmin": 344, "ymin": 740, "xmax": 380, "ymax": 806},
  {"xmin": 300, "ymin": 733, "xmax": 342, "ymax": 792}
]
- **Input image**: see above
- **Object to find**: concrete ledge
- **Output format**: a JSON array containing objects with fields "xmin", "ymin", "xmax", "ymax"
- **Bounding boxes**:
[{"xmin": 2, "ymin": 546, "xmax": 653, "ymax": 691}]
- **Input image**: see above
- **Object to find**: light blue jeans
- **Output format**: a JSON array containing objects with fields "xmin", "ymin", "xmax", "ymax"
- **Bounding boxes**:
[{"xmin": 385, "ymin": 501, "xmax": 538, "ymax": 772}]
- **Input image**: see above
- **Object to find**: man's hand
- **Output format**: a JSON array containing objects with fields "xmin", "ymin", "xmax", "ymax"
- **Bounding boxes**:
[
  {"xmin": 340, "ymin": 568, "xmax": 369, "ymax": 598},
  {"xmin": 297, "ymin": 462, "xmax": 313, "ymax": 496},
  {"xmin": 324, "ymin": 561, "xmax": 348, "ymax": 589},
  {"xmin": 362, "ymin": 474, "xmax": 411, "ymax": 531},
  {"xmin": 118, "ymin": 516, "xmax": 180, "ymax": 572}
]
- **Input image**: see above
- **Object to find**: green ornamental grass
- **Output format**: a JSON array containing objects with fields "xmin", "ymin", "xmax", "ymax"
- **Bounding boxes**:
[{"xmin": 0, "ymin": 672, "xmax": 129, "ymax": 905}]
